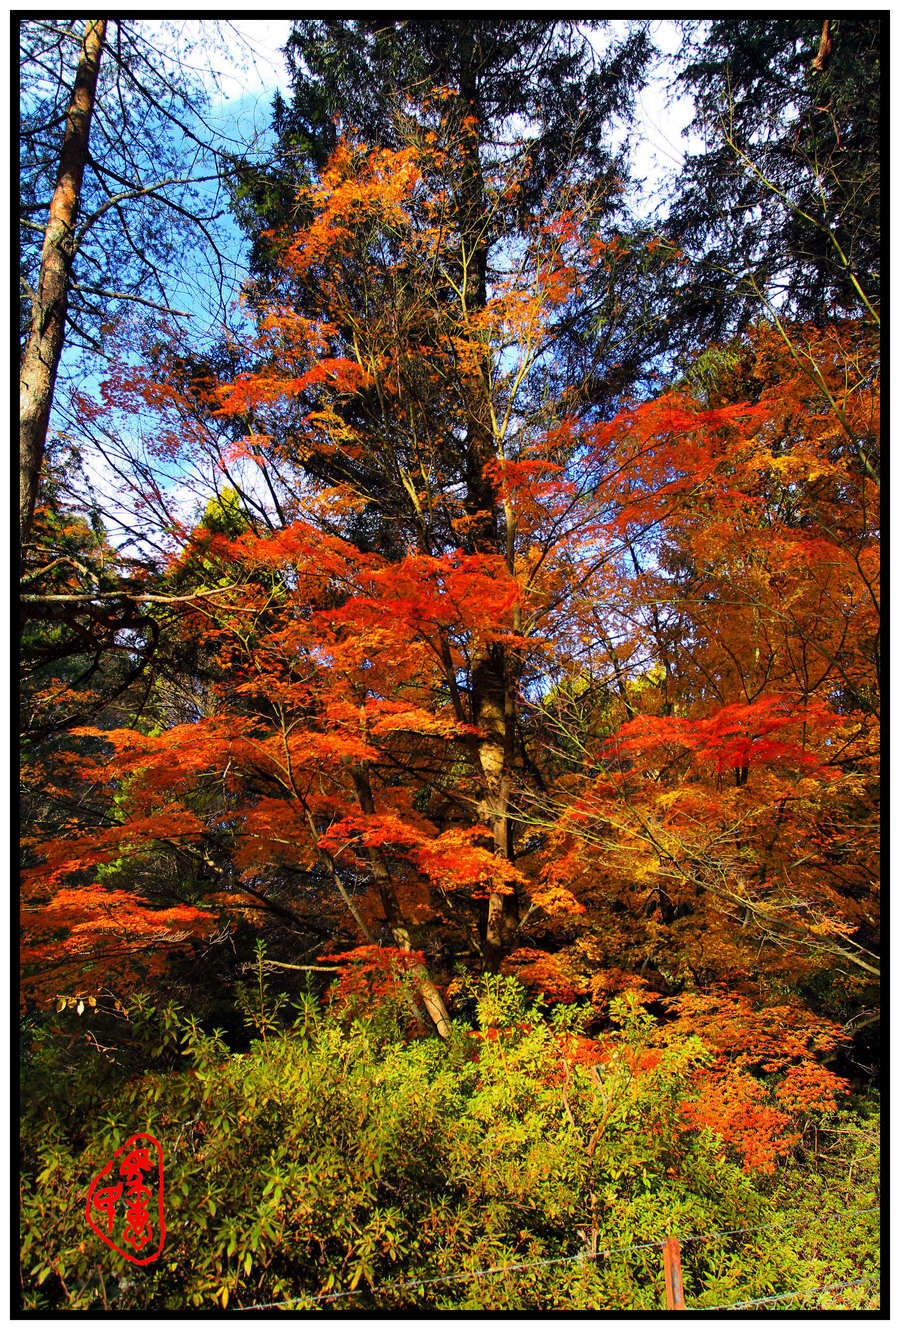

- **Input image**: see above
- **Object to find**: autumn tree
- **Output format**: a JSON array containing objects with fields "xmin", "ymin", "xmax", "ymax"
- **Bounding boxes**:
[
  {"xmin": 223, "ymin": 20, "xmax": 665, "ymax": 966},
  {"xmin": 22, "ymin": 23, "xmax": 879, "ymax": 1087},
  {"xmin": 519, "ymin": 316, "xmax": 879, "ymax": 1040},
  {"xmin": 17, "ymin": 127, "xmax": 800, "ymax": 1036}
]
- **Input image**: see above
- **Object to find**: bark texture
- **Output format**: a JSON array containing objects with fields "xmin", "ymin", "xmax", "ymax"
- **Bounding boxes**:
[{"xmin": 20, "ymin": 18, "xmax": 106, "ymax": 548}]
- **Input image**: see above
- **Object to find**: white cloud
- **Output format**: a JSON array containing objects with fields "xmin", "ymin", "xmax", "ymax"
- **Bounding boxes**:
[
  {"xmin": 206, "ymin": 20, "xmax": 292, "ymax": 103},
  {"xmin": 156, "ymin": 19, "xmax": 291, "ymax": 105},
  {"xmin": 584, "ymin": 20, "xmax": 703, "ymax": 218}
]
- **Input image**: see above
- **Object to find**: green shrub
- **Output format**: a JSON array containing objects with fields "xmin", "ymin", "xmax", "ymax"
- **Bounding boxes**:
[{"xmin": 19, "ymin": 978, "xmax": 879, "ymax": 1311}]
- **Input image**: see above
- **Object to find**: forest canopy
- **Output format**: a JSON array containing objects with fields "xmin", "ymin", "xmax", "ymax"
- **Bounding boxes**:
[{"xmin": 19, "ymin": 17, "xmax": 880, "ymax": 1314}]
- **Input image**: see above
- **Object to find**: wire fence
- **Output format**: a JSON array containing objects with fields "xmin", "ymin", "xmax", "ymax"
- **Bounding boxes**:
[
  {"xmin": 234, "ymin": 1202, "xmax": 880, "ymax": 1312},
  {"xmin": 237, "ymin": 1241, "xmax": 664, "ymax": 1312},
  {"xmin": 708, "ymin": 1275, "xmax": 880, "ymax": 1311}
]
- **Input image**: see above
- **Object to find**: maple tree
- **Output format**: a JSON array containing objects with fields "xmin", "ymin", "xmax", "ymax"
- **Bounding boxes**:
[
  {"xmin": 18, "ymin": 45, "xmax": 879, "ymax": 1221},
  {"xmin": 19, "ymin": 123, "xmax": 676, "ymax": 1006},
  {"xmin": 24, "ymin": 106, "xmax": 878, "ymax": 1079},
  {"xmin": 529, "ymin": 317, "xmax": 878, "ymax": 985}
]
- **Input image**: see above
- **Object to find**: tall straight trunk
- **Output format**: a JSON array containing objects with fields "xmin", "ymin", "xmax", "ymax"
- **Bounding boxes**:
[
  {"xmin": 456, "ymin": 32, "xmax": 521, "ymax": 970},
  {"xmin": 19, "ymin": 18, "xmax": 106, "ymax": 549}
]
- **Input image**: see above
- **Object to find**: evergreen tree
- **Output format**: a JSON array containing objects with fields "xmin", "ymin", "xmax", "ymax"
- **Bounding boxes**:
[
  {"xmin": 664, "ymin": 17, "xmax": 881, "ymax": 343},
  {"xmin": 229, "ymin": 19, "xmax": 671, "ymax": 423}
]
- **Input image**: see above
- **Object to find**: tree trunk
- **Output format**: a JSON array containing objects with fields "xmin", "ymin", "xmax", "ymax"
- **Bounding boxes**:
[
  {"xmin": 471, "ymin": 647, "xmax": 520, "ymax": 970},
  {"xmin": 457, "ymin": 32, "xmax": 521, "ymax": 970},
  {"xmin": 19, "ymin": 18, "xmax": 106, "ymax": 549},
  {"xmin": 349, "ymin": 759, "xmax": 452, "ymax": 1038}
]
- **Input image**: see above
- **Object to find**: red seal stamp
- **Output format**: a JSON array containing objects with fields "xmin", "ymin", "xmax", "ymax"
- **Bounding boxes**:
[{"xmin": 86, "ymin": 1132, "xmax": 165, "ymax": 1264}]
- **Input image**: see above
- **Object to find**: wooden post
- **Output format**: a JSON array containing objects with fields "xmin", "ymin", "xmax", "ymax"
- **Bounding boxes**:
[{"xmin": 663, "ymin": 1236, "xmax": 686, "ymax": 1310}]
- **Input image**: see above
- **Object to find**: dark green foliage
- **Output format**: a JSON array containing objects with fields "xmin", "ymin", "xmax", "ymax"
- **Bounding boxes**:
[
  {"xmin": 228, "ymin": 18, "xmax": 672, "ymax": 430},
  {"xmin": 276, "ymin": 20, "xmax": 649, "ymax": 187},
  {"xmin": 234, "ymin": 20, "xmax": 651, "ymax": 277},
  {"xmin": 665, "ymin": 18, "xmax": 881, "ymax": 341}
]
